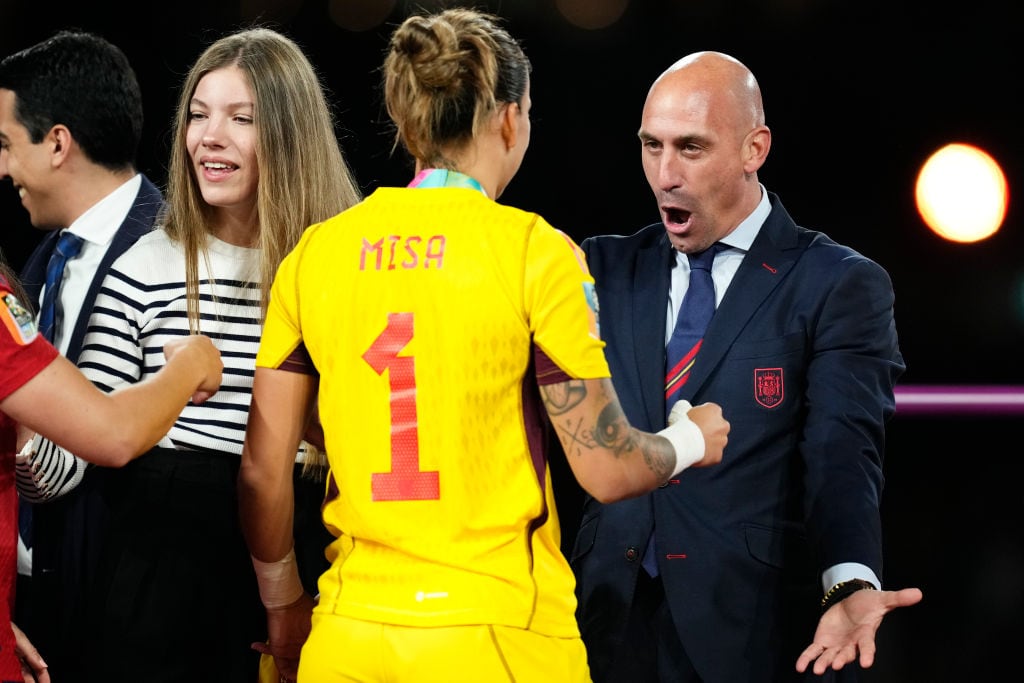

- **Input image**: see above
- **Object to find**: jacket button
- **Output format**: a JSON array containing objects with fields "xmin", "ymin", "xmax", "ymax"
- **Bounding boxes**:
[{"xmin": 624, "ymin": 547, "xmax": 639, "ymax": 562}]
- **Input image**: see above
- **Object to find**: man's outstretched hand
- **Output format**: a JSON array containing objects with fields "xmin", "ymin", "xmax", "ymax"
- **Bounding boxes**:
[{"xmin": 796, "ymin": 586, "xmax": 923, "ymax": 675}]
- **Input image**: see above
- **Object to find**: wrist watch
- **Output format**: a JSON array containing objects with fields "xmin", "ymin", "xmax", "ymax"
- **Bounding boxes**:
[{"xmin": 821, "ymin": 578, "xmax": 876, "ymax": 611}]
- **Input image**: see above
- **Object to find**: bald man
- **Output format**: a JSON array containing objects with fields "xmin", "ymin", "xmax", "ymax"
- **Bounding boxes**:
[{"xmin": 567, "ymin": 52, "xmax": 921, "ymax": 682}]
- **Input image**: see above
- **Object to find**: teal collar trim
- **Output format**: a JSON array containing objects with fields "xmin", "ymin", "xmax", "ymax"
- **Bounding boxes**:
[{"xmin": 408, "ymin": 168, "xmax": 486, "ymax": 196}]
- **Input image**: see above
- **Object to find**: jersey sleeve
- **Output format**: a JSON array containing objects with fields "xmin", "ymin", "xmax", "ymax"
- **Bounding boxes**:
[
  {"xmin": 523, "ymin": 220, "xmax": 609, "ymax": 381},
  {"xmin": 0, "ymin": 287, "xmax": 60, "ymax": 402},
  {"xmin": 256, "ymin": 230, "xmax": 310, "ymax": 371}
]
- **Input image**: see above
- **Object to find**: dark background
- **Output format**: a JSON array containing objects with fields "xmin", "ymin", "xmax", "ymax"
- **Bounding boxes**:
[{"xmin": 2, "ymin": 1, "xmax": 1021, "ymax": 680}]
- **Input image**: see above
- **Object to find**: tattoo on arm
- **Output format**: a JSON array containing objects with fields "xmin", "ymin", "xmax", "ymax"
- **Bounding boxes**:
[
  {"xmin": 540, "ymin": 379, "xmax": 587, "ymax": 415},
  {"xmin": 593, "ymin": 401, "xmax": 637, "ymax": 456},
  {"xmin": 541, "ymin": 381, "xmax": 637, "ymax": 458},
  {"xmin": 541, "ymin": 379, "xmax": 675, "ymax": 480}
]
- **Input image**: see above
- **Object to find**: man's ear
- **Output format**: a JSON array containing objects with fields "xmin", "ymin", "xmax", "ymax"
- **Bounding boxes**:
[
  {"xmin": 742, "ymin": 125, "xmax": 771, "ymax": 174},
  {"xmin": 49, "ymin": 125, "xmax": 73, "ymax": 167}
]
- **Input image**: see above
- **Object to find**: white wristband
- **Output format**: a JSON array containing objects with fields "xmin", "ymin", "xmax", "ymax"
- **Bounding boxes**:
[
  {"xmin": 251, "ymin": 548, "xmax": 304, "ymax": 609},
  {"xmin": 656, "ymin": 400, "xmax": 706, "ymax": 478}
]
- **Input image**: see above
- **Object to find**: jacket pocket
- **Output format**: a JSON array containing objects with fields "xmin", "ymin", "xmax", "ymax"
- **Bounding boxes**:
[{"xmin": 743, "ymin": 522, "xmax": 814, "ymax": 579}]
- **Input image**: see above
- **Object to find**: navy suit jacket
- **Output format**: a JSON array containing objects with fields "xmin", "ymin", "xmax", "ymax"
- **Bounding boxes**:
[
  {"xmin": 569, "ymin": 193, "xmax": 905, "ymax": 682},
  {"xmin": 17, "ymin": 175, "xmax": 161, "ymax": 674},
  {"xmin": 20, "ymin": 175, "xmax": 161, "ymax": 363}
]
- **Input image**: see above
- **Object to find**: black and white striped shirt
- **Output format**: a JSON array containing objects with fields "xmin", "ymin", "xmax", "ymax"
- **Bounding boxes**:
[
  {"xmin": 18, "ymin": 230, "xmax": 283, "ymax": 501},
  {"xmin": 79, "ymin": 230, "xmax": 263, "ymax": 454}
]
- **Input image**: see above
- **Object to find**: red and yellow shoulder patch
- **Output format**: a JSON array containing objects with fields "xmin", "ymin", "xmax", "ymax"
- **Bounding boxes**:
[{"xmin": 1, "ymin": 291, "xmax": 38, "ymax": 345}]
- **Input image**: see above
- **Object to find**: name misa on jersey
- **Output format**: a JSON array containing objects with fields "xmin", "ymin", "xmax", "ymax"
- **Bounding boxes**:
[{"xmin": 360, "ymin": 235, "xmax": 447, "ymax": 271}]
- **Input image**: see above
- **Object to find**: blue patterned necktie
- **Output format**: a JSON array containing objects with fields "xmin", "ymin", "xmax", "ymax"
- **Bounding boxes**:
[
  {"xmin": 643, "ymin": 243, "xmax": 721, "ymax": 577},
  {"xmin": 20, "ymin": 230, "xmax": 84, "ymax": 555},
  {"xmin": 664, "ymin": 244, "xmax": 721, "ymax": 417},
  {"xmin": 36, "ymin": 230, "xmax": 85, "ymax": 343}
]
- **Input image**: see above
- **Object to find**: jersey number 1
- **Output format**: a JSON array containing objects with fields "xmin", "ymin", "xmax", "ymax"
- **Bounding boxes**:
[{"xmin": 362, "ymin": 312, "xmax": 440, "ymax": 501}]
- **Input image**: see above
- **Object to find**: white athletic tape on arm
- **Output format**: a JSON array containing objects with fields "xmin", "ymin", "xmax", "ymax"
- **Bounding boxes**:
[
  {"xmin": 656, "ymin": 400, "xmax": 706, "ymax": 478},
  {"xmin": 251, "ymin": 548, "xmax": 304, "ymax": 609}
]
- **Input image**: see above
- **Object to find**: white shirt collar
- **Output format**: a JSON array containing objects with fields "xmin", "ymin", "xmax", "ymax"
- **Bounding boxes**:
[
  {"xmin": 718, "ymin": 183, "xmax": 771, "ymax": 253},
  {"xmin": 66, "ymin": 174, "xmax": 143, "ymax": 246}
]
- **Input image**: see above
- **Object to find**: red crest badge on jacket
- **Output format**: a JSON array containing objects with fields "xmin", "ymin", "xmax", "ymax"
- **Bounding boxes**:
[{"xmin": 754, "ymin": 368, "xmax": 784, "ymax": 408}]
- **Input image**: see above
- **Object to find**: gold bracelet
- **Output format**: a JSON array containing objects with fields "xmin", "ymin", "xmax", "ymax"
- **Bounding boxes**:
[{"xmin": 820, "ymin": 578, "xmax": 876, "ymax": 611}]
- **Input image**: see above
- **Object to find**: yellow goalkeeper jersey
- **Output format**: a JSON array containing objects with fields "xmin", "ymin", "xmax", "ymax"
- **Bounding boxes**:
[{"xmin": 257, "ymin": 181, "xmax": 609, "ymax": 637}]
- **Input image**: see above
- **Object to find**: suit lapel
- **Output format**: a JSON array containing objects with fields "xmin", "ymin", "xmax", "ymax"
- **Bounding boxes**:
[
  {"xmin": 65, "ymin": 177, "xmax": 162, "ymax": 363},
  {"xmin": 20, "ymin": 230, "xmax": 60, "ymax": 305},
  {"xmin": 632, "ymin": 236, "xmax": 673, "ymax": 427},
  {"xmin": 684, "ymin": 201, "xmax": 802, "ymax": 398}
]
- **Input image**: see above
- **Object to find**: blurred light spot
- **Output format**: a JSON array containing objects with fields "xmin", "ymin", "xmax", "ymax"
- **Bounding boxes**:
[
  {"xmin": 915, "ymin": 143, "xmax": 1008, "ymax": 243},
  {"xmin": 328, "ymin": 0, "xmax": 396, "ymax": 32},
  {"xmin": 556, "ymin": 0, "xmax": 630, "ymax": 29}
]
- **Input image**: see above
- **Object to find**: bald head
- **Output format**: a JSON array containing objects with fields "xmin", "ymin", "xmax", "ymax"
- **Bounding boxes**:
[
  {"xmin": 649, "ymin": 51, "xmax": 764, "ymax": 130},
  {"xmin": 638, "ymin": 50, "xmax": 771, "ymax": 252}
]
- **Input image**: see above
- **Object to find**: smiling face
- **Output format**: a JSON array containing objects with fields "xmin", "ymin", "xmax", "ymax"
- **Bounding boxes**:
[
  {"xmin": 185, "ymin": 65, "xmax": 259, "ymax": 237},
  {"xmin": 0, "ymin": 88, "xmax": 62, "ymax": 229}
]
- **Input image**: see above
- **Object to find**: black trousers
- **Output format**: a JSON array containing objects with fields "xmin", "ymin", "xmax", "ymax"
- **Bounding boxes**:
[
  {"xmin": 600, "ymin": 570, "xmax": 702, "ymax": 683},
  {"xmin": 81, "ymin": 448, "xmax": 332, "ymax": 683},
  {"xmin": 17, "ymin": 469, "xmax": 114, "ymax": 681},
  {"xmin": 599, "ymin": 571, "xmax": 862, "ymax": 683}
]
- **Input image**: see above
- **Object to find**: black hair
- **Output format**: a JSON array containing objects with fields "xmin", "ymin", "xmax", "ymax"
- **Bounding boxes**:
[{"xmin": 0, "ymin": 30, "xmax": 143, "ymax": 170}]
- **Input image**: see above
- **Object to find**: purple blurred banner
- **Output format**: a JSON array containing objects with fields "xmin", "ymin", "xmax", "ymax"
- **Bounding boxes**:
[{"xmin": 895, "ymin": 385, "xmax": 1024, "ymax": 416}]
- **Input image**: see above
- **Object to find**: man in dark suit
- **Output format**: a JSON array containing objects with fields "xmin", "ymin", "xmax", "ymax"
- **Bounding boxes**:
[
  {"xmin": 0, "ymin": 30, "xmax": 160, "ymax": 679},
  {"xmin": 569, "ymin": 51, "xmax": 922, "ymax": 682}
]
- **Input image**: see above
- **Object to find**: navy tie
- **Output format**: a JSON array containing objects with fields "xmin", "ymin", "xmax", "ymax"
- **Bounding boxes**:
[
  {"xmin": 36, "ymin": 230, "xmax": 85, "ymax": 344},
  {"xmin": 664, "ymin": 244, "xmax": 720, "ymax": 416},
  {"xmin": 20, "ymin": 230, "xmax": 84, "ymax": 555},
  {"xmin": 643, "ymin": 243, "xmax": 720, "ymax": 577}
]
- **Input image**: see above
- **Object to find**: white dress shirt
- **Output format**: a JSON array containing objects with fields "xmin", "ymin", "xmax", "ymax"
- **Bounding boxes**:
[{"xmin": 41, "ymin": 174, "xmax": 142, "ymax": 352}]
